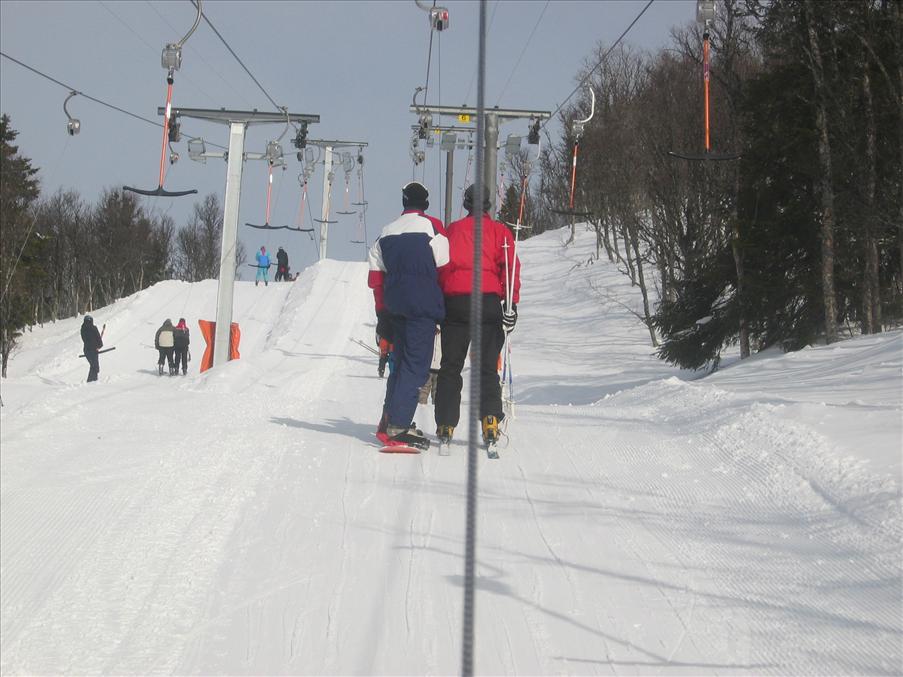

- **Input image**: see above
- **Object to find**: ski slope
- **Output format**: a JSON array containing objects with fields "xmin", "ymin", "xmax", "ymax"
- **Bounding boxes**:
[{"xmin": 1, "ymin": 226, "xmax": 901, "ymax": 675}]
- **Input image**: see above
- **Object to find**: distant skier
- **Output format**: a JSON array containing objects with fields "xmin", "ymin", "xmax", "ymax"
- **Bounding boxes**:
[
  {"xmin": 368, "ymin": 181, "xmax": 449, "ymax": 450},
  {"xmin": 155, "ymin": 318, "xmax": 176, "ymax": 376},
  {"xmin": 173, "ymin": 318, "xmax": 190, "ymax": 375},
  {"xmin": 80, "ymin": 315, "xmax": 103, "ymax": 383},
  {"xmin": 434, "ymin": 184, "xmax": 521, "ymax": 447},
  {"xmin": 275, "ymin": 246, "xmax": 289, "ymax": 282},
  {"xmin": 255, "ymin": 246, "xmax": 270, "ymax": 287}
]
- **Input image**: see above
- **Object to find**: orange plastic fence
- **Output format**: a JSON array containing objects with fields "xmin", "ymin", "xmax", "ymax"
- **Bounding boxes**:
[{"xmin": 198, "ymin": 320, "xmax": 241, "ymax": 373}]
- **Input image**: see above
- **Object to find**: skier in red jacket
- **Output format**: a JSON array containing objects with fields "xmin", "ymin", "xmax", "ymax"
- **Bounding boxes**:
[{"xmin": 434, "ymin": 184, "xmax": 520, "ymax": 446}]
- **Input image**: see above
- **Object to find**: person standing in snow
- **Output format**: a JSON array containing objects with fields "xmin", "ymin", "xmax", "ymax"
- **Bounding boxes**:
[
  {"xmin": 80, "ymin": 315, "xmax": 103, "ymax": 383},
  {"xmin": 368, "ymin": 181, "xmax": 449, "ymax": 450},
  {"xmin": 155, "ymin": 318, "xmax": 176, "ymax": 376},
  {"xmin": 255, "ymin": 246, "xmax": 270, "ymax": 287},
  {"xmin": 275, "ymin": 246, "xmax": 290, "ymax": 282},
  {"xmin": 172, "ymin": 318, "xmax": 190, "ymax": 375},
  {"xmin": 434, "ymin": 184, "xmax": 520, "ymax": 446}
]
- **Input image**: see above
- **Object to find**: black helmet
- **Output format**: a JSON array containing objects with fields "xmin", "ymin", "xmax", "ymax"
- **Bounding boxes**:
[
  {"xmin": 402, "ymin": 181, "xmax": 429, "ymax": 210},
  {"xmin": 463, "ymin": 184, "xmax": 491, "ymax": 214}
]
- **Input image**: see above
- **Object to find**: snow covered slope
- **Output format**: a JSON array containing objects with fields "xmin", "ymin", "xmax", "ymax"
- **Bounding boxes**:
[{"xmin": 1, "ymin": 226, "xmax": 900, "ymax": 675}]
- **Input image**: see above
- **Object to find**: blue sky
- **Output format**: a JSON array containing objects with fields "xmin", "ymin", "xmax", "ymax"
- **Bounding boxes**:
[{"xmin": 1, "ymin": 0, "xmax": 694, "ymax": 274}]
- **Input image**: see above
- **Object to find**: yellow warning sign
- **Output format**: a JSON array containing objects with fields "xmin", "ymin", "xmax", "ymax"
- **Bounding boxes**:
[{"xmin": 458, "ymin": 114, "xmax": 471, "ymax": 123}]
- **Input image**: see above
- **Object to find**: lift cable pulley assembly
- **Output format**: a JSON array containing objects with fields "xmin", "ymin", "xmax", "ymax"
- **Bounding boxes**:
[
  {"xmin": 668, "ymin": 0, "xmax": 740, "ymax": 162},
  {"xmin": 123, "ymin": 0, "xmax": 202, "ymax": 197},
  {"xmin": 63, "ymin": 91, "xmax": 80, "ymax": 136},
  {"xmin": 414, "ymin": 0, "xmax": 449, "ymax": 32}
]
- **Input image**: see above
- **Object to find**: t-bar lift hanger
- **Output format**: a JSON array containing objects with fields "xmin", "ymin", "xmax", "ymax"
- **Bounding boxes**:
[
  {"xmin": 123, "ymin": 0, "xmax": 202, "ymax": 197},
  {"xmin": 668, "ymin": 0, "xmax": 740, "ymax": 162}
]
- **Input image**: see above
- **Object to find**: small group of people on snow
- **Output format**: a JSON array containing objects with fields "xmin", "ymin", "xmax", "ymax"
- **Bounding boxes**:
[
  {"xmin": 368, "ymin": 181, "xmax": 521, "ymax": 451},
  {"xmin": 255, "ymin": 246, "xmax": 296, "ymax": 286},
  {"xmin": 154, "ymin": 318, "xmax": 191, "ymax": 376}
]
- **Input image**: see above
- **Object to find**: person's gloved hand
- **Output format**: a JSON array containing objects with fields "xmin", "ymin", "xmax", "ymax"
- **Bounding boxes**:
[
  {"xmin": 376, "ymin": 309, "xmax": 392, "ymax": 343},
  {"xmin": 502, "ymin": 303, "xmax": 517, "ymax": 334}
]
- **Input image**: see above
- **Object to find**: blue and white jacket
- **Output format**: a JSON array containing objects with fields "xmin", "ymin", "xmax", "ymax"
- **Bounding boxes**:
[{"xmin": 368, "ymin": 210, "xmax": 449, "ymax": 321}]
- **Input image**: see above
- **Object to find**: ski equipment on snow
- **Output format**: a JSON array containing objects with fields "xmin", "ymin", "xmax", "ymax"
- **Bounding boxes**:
[{"xmin": 78, "ymin": 346, "xmax": 116, "ymax": 358}]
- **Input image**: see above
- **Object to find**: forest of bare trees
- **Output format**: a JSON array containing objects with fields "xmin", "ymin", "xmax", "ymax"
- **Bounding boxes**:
[{"xmin": 502, "ymin": 0, "xmax": 901, "ymax": 369}]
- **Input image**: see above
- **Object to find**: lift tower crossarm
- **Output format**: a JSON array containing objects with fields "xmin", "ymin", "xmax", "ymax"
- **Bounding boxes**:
[
  {"xmin": 410, "ymin": 104, "xmax": 550, "ymax": 214},
  {"xmin": 408, "ymin": 104, "xmax": 550, "ymax": 121},
  {"xmin": 158, "ymin": 107, "xmax": 320, "ymax": 125},
  {"xmin": 156, "ymin": 106, "xmax": 320, "ymax": 370}
]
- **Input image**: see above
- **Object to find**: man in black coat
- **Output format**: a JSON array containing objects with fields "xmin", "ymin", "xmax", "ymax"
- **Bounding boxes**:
[
  {"xmin": 80, "ymin": 315, "xmax": 103, "ymax": 382},
  {"xmin": 275, "ymin": 246, "xmax": 289, "ymax": 282}
]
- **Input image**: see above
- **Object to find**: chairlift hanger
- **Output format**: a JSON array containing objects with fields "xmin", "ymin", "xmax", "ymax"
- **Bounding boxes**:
[
  {"xmin": 244, "ymin": 153, "xmax": 292, "ymax": 231},
  {"xmin": 350, "ymin": 149, "xmax": 368, "ymax": 245},
  {"xmin": 351, "ymin": 150, "xmax": 368, "ymax": 207},
  {"xmin": 123, "ymin": 0, "xmax": 201, "ymax": 198},
  {"xmin": 313, "ymin": 168, "xmax": 338, "ymax": 225},
  {"xmin": 63, "ymin": 91, "xmax": 80, "ymax": 136},
  {"xmin": 336, "ymin": 153, "xmax": 357, "ymax": 215},
  {"xmin": 551, "ymin": 85, "xmax": 595, "ymax": 218},
  {"xmin": 668, "ymin": 1, "xmax": 740, "ymax": 163},
  {"xmin": 285, "ymin": 167, "xmax": 315, "ymax": 237}
]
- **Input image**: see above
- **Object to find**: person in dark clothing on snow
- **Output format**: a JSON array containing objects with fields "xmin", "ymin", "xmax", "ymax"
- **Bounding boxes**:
[
  {"xmin": 80, "ymin": 315, "xmax": 103, "ymax": 382},
  {"xmin": 434, "ymin": 184, "xmax": 521, "ymax": 446},
  {"xmin": 275, "ymin": 246, "xmax": 290, "ymax": 282},
  {"xmin": 155, "ymin": 318, "xmax": 177, "ymax": 376},
  {"xmin": 172, "ymin": 318, "xmax": 190, "ymax": 375},
  {"xmin": 368, "ymin": 181, "xmax": 449, "ymax": 450}
]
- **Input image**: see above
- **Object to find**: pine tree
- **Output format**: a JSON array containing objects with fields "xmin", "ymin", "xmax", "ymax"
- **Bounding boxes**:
[{"xmin": 0, "ymin": 114, "xmax": 41, "ymax": 378}]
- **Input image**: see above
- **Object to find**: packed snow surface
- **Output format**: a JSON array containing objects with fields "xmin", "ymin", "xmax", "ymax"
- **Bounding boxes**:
[{"xmin": 2, "ymin": 226, "xmax": 900, "ymax": 675}]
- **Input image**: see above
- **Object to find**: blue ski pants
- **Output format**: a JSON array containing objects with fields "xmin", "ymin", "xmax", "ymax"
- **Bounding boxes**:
[{"xmin": 383, "ymin": 314, "xmax": 437, "ymax": 429}]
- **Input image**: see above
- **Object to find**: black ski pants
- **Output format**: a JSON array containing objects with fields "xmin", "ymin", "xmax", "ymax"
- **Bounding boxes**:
[
  {"xmin": 173, "ymin": 346, "xmax": 188, "ymax": 373},
  {"xmin": 157, "ymin": 347, "xmax": 174, "ymax": 370},
  {"xmin": 435, "ymin": 293, "xmax": 505, "ymax": 428},
  {"xmin": 84, "ymin": 350, "xmax": 99, "ymax": 382}
]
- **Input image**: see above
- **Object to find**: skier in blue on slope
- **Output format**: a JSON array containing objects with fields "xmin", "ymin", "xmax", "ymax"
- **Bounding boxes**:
[
  {"xmin": 368, "ymin": 181, "xmax": 449, "ymax": 451},
  {"xmin": 255, "ymin": 246, "xmax": 270, "ymax": 287}
]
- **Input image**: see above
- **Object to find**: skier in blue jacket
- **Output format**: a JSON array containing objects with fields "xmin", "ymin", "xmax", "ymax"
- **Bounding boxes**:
[
  {"xmin": 368, "ymin": 181, "xmax": 449, "ymax": 450},
  {"xmin": 255, "ymin": 246, "xmax": 270, "ymax": 287}
]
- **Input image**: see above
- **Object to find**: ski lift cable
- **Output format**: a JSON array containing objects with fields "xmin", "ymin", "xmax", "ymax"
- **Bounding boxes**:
[
  {"xmin": 189, "ymin": 0, "xmax": 284, "ymax": 114},
  {"xmin": 0, "ymin": 51, "xmax": 222, "ymax": 148},
  {"xmin": 145, "ymin": 0, "xmax": 256, "ymax": 109},
  {"xmin": 99, "ymin": 0, "xmax": 223, "ymax": 108},
  {"xmin": 541, "ymin": 0, "xmax": 654, "ymax": 133},
  {"xmin": 495, "ymin": 0, "xmax": 550, "ymax": 105},
  {"xmin": 461, "ymin": 0, "xmax": 499, "ymax": 106}
]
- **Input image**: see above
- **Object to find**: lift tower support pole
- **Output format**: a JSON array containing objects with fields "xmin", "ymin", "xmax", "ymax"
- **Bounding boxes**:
[{"xmin": 158, "ymin": 107, "xmax": 320, "ymax": 369}]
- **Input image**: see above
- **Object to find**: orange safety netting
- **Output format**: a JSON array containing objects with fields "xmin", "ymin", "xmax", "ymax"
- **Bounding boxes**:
[{"xmin": 197, "ymin": 320, "xmax": 241, "ymax": 373}]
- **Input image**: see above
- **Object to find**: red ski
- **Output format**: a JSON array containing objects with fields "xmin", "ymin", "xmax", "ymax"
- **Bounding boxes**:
[{"xmin": 378, "ymin": 444, "xmax": 423, "ymax": 455}]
